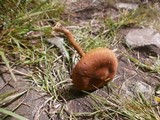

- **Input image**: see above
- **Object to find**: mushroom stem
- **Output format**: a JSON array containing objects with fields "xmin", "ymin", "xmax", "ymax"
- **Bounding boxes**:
[{"xmin": 54, "ymin": 27, "xmax": 85, "ymax": 57}]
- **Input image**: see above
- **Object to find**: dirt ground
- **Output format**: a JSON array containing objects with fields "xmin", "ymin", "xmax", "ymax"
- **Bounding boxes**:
[{"xmin": 0, "ymin": 0, "xmax": 160, "ymax": 120}]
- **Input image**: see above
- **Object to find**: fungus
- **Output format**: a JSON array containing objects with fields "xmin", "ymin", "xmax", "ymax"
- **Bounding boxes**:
[{"xmin": 54, "ymin": 27, "xmax": 118, "ymax": 91}]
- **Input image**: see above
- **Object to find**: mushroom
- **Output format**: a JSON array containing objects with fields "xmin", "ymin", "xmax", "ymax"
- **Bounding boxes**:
[{"xmin": 54, "ymin": 27, "xmax": 118, "ymax": 91}]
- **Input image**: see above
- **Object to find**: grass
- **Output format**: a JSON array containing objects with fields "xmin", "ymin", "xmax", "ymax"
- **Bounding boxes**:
[
  {"xmin": 0, "ymin": 90, "xmax": 28, "ymax": 119},
  {"xmin": 104, "ymin": 3, "xmax": 160, "ymax": 39},
  {"xmin": 71, "ymin": 26, "xmax": 113, "ymax": 52},
  {"xmin": 0, "ymin": 0, "xmax": 160, "ymax": 119},
  {"xmin": 55, "ymin": 89, "xmax": 160, "ymax": 120},
  {"xmin": 128, "ymin": 55, "xmax": 160, "ymax": 74},
  {"xmin": 86, "ymin": 91, "xmax": 160, "ymax": 120},
  {"xmin": 0, "ymin": 108, "xmax": 29, "ymax": 120},
  {"xmin": 0, "ymin": 0, "xmax": 67, "ymax": 119},
  {"xmin": 104, "ymin": 3, "xmax": 160, "ymax": 74}
]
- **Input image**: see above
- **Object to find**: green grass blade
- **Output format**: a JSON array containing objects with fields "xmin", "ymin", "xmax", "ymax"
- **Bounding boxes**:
[
  {"xmin": 0, "ymin": 108, "xmax": 29, "ymax": 120},
  {"xmin": 0, "ymin": 90, "xmax": 27, "ymax": 106},
  {"xmin": 0, "ymin": 51, "xmax": 17, "ymax": 81}
]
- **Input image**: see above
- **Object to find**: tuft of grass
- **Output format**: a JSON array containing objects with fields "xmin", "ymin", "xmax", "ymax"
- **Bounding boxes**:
[
  {"xmin": 0, "ymin": 0, "xmax": 68, "ymax": 118},
  {"xmin": 71, "ymin": 26, "xmax": 113, "ymax": 52},
  {"xmin": 152, "ymin": 56, "xmax": 160, "ymax": 74},
  {"xmin": 54, "ymin": 88, "xmax": 159, "ymax": 120},
  {"xmin": 0, "ymin": 0, "xmax": 64, "ymax": 44},
  {"xmin": 70, "ymin": 91, "xmax": 160, "ymax": 120},
  {"xmin": 0, "ymin": 0, "xmax": 66, "ymax": 84},
  {"xmin": 104, "ymin": 4, "xmax": 160, "ymax": 40},
  {"xmin": 127, "ymin": 55, "xmax": 160, "ymax": 74}
]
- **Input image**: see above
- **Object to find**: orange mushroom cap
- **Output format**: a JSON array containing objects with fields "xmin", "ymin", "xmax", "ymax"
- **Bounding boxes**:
[{"xmin": 71, "ymin": 48, "xmax": 118, "ymax": 91}]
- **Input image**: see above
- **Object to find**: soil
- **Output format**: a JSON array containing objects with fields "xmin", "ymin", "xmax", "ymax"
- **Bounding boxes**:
[{"xmin": 0, "ymin": 0, "xmax": 160, "ymax": 120}]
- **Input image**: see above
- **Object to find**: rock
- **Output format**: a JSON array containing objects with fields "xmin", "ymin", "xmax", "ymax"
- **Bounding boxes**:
[
  {"xmin": 0, "ymin": 66, "xmax": 49, "ymax": 119},
  {"xmin": 125, "ymin": 28, "xmax": 160, "ymax": 56},
  {"xmin": 116, "ymin": 2, "xmax": 139, "ymax": 10},
  {"xmin": 121, "ymin": 79, "xmax": 153, "ymax": 98},
  {"xmin": 125, "ymin": 28, "xmax": 160, "ymax": 48}
]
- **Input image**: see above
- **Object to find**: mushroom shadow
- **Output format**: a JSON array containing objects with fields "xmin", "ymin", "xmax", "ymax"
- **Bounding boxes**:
[
  {"xmin": 58, "ymin": 86, "xmax": 92, "ymax": 101},
  {"xmin": 58, "ymin": 83, "xmax": 112, "ymax": 101}
]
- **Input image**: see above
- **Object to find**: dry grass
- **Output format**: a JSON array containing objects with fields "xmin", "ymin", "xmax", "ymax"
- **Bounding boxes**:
[{"xmin": 0, "ymin": 0, "xmax": 160, "ymax": 119}]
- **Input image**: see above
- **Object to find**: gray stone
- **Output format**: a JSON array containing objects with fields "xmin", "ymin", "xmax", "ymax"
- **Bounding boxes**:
[
  {"xmin": 125, "ymin": 28, "xmax": 160, "ymax": 48},
  {"xmin": 116, "ymin": 2, "xmax": 139, "ymax": 10},
  {"xmin": 121, "ymin": 79, "xmax": 153, "ymax": 98},
  {"xmin": 125, "ymin": 28, "xmax": 160, "ymax": 56}
]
